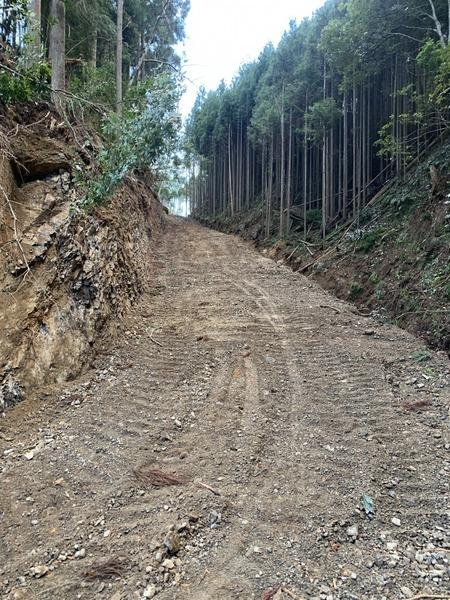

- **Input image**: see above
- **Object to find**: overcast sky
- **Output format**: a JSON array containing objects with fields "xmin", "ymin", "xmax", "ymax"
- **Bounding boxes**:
[{"xmin": 179, "ymin": 0, "xmax": 326, "ymax": 117}]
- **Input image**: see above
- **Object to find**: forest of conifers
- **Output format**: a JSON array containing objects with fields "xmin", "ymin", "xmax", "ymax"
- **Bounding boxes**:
[{"xmin": 186, "ymin": 0, "xmax": 450, "ymax": 238}]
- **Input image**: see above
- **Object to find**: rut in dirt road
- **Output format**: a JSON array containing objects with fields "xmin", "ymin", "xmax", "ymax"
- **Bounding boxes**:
[{"xmin": 1, "ymin": 217, "xmax": 449, "ymax": 600}]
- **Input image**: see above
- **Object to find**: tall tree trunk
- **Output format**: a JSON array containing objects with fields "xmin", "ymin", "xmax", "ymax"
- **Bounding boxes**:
[
  {"xmin": 303, "ymin": 95, "xmax": 308, "ymax": 240},
  {"xmin": 352, "ymin": 84, "xmax": 357, "ymax": 217},
  {"xmin": 49, "ymin": 0, "xmax": 65, "ymax": 111},
  {"xmin": 279, "ymin": 85, "xmax": 285, "ymax": 236},
  {"xmin": 90, "ymin": 28, "xmax": 97, "ymax": 68},
  {"xmin": 286, "ymin": 108, "xmax": 293, "ymax": 237},
  {"xmin": 228, "ymin": 124, "xmax": 234, "ymax": 215},
  {"xmin": 116, "ymin": 0, "xmax": 124, "ymax": 114},
  {"xmin": 28, "ymin": 0, "xmax": 41, "ymax": 54}
]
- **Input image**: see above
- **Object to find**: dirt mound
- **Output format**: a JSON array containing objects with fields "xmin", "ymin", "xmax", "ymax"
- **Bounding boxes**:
[{"xmin": 0, "ymin": 103, "xmax": 165, "ymax": 411}]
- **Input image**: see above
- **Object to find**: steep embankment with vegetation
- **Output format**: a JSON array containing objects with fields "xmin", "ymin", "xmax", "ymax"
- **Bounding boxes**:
[
  {"xmin": 186, "ymin": 0, "xmax": 450, "ymax": 354},
  {"xmin": 0, "ymin": 102, "xmax": 166, "ymax": 411},
  {"xmin": 0, "ymin": 0, "xmax": 189, "ymax": 409}
]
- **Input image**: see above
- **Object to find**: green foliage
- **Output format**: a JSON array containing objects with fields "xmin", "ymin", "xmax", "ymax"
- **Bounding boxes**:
[
  {"xmin": 307, "ymin": 98, "xmax": 341, "ymax": 141},
  {"xmin": 357, "ymin": 229, "xmax": 384, "ymax": 253},
  {"xmin": 81, "ymin": 74, "xmax": 181, "ymax": 207},
  {"xmin": 0, "ymin": 61, "xmax": 50, "ymax": 104},
  {"xmin": 68, "ymin": 64, "xmax": 116, "ymax": 109},
  {"xmin": 349, "ymin": 281, "xmax": 363, "ymax": 299},
  {"xmin": 306, "ymin": 209, "xmax": 323, "ymax": 226},
  {"xmin": 445, "ymin": 283, "xmax": 450, "ymax": 301},
  {"xmin": 411, "ymin": 350, "xmax": 431, "ymax": 363}
]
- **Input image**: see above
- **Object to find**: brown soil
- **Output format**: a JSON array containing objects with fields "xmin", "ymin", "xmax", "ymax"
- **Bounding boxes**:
[
  {"xmin": 0, "ymin": 104, "xmax": 165, "ymax": 408},
  {"xmin": 1, "ymin": 218, "xmax": 449, "ymax": 599}
]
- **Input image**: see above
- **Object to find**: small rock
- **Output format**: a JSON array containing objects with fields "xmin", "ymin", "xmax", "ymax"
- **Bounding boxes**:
[
  {"xmin": 155, "ymin": 548, "xmax": 166, "ymax": 563},
  {"xmin": 164, "ymin": 532, "xmax": 180, "ymax": 555},
  {"xmin": 143, "ymin": 584, "xmax": 156, "ymax": 599},
  {"xmin": 386, "ymin": 542, "xmax": 398, "ymax": 551},
  {"xmin": 209, "ymin": 510, "xmax": 221, "ymax": 528},
  {"xmin": 30, "ymin": 565, "xmax": 48, "ymax": 578},
  {"xmin": 162, "ymin": 558, "xmax": 175, "ymax": 570},
  {"xmin": 391, "ymin": 517, "xmax": 401, "ymax": 527},
  {"xmin": 346, "ymin": 524, "xmax": 359, "ymax": 539},
  {"xmin": 401, "ymin": 587, "xmax": 413, "ymax": 598},
  {"xmin": 74, "ymin": 548, "xmax": 86, "ymax": 559}
]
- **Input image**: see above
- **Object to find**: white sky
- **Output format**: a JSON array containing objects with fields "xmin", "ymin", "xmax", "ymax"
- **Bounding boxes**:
[{"xmin": 179, "ymin": 0, "xmax": 326, "ymax": 118}]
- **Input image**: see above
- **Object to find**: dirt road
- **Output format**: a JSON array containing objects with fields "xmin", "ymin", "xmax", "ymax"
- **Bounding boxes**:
[{"xmin": 1, "ymin": 218, "xmax": 449, "ymax": 600}]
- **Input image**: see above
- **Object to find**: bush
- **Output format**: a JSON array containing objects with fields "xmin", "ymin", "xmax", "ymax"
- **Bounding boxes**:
[
  {"xmin": 349, "ymin": 281, "xmax": 363, "ymax": 299},
  {"xmin": 80, "ymin": 73, "xmax": 181, "ymax": 208},
  {"xmin": 357, "ymin": 229, "xmax": 385, "ymax": 253},
  {"xmin": 0, "ymin": 61, "xmax": 50, "ymax": 104}
]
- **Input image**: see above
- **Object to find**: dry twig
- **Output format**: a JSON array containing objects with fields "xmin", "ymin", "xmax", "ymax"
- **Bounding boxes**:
[
  {"xmin": 133, "ymin": 466, "xmax": 221, "ymax": 496},
  {"xmin": 83, "ymin": 559, "xmax": 128, "ymax": 580},
  {"xmin": 133, "ymin": 467, "xmax": 188, "ymax": 487}
]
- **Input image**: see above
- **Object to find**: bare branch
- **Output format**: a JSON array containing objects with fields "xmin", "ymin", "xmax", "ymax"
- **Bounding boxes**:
[{"xmin": 427, "ymin": 0, "xmax": 447, "ymax": 48}]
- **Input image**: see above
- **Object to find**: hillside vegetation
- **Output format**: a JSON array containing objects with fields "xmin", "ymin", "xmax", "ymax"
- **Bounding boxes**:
[{"xmin": 186, "ymin": 0, "xmax": 450, "ymax": 352}]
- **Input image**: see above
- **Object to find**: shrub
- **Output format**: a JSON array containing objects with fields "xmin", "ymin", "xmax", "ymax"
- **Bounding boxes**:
[
  {"xmin": 0, "ymin": 61, "xmax": 50, "ymax": 104},
  {"xmin": 349, "ymin": 281, "xmax": 363, "ymax": 299},
  {"xmin": 357, "ymin": 229, "xmax": 385, "ymax": 253}
]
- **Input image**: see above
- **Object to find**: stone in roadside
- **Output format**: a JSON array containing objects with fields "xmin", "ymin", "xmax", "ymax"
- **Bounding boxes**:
[
  {"xmin": 143, "ymin": 584, "xmax": 156, "ymax": 599},
  {"xmin": 30, "ymin": 565, "xmax": 48, "ymax": 578},
  {"xmin": 162, "ymin": 558, "xmax": 175, "ymax": 570},
  {"xmin": 163, "ymin": 532, "xmax": 181, "ymax": 555},
  {"xmin": 391, "ymin": 517, "xmax": 401, "ymax": 527},
  {"xmin": 346, "ymin": 524, "xmax": 359, "ymax": 539}
]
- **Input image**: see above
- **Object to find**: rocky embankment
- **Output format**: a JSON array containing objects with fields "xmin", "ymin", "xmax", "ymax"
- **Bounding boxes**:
[{"xmin": 0, "ymin": 104, "xmax": 165, "ymax": 411}]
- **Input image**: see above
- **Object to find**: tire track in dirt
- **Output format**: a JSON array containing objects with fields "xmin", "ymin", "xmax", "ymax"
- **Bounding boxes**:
[{"xmin": 1, "ymin": 218, "xmax": 448, "ymax": 600}]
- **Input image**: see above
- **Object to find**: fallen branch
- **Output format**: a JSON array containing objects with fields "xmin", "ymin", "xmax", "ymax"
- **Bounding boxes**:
[
  {"xmin": 197, "ymin": 481, "xmax": 221, "ymax": 496},
  {"xmin": 149, "ymin": 327, "xmax": 163, "ymax": 347},
  {"xmin": 319, "ymin": 304, "xmax": 341, "ymax": 314}
]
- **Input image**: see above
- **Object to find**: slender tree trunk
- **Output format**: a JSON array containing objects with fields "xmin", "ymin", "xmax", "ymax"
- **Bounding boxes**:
[
  {"xmin": 90, "ymin": 28, "xmax": 97, "ymax": 68},
  {"xmin": 279, "ymin": 85, "xmax": 285, "ymax": 236},
  {"xmin": 228, "ymin": 124, "xmax": 234, "ymax": 215},
  {"xmin": 116, "ymin": 0, "xmax": 124, "ymax": 114},
  {"xmin": 352, "ymin": 84, "xmax": 357, "ymax": 217},
  {"xmin": 246, "ymin": 133, "xmax": 250, "ymax": 210},
  {"xmin": 286, "ymin": 108, "xmax": 293, "ymax": 237},
  {"xmin": 303, "ymin": 96, "xmax": 308, "ymax": 240},
  {"xmin": 49, "ymin": 0, "xmax": 65, "ymax": 111},
  {"xmin": 28, "ymin": 0, "xmax": 41, "ymax": 53}
]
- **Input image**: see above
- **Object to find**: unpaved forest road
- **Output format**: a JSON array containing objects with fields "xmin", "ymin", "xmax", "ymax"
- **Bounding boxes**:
[{"xmin": 1, "ymin": 218, "xmax": 449, "ymax": 600}]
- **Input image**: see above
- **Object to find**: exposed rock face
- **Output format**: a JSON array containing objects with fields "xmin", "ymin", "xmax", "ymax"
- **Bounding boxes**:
[{"xmin": 0, "ymin": 104, "xmax": 165, "ymax": 410}]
